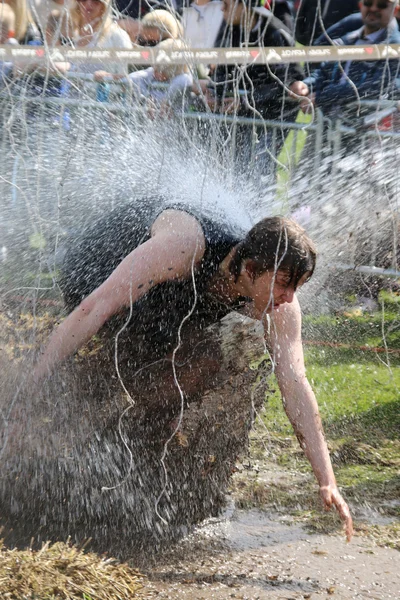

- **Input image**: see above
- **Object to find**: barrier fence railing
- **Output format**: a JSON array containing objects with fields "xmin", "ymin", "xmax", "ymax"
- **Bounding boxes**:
[
  {"xmin": 1, "ymin": 43, "xmax": 400, "ymax": 65},
  {"xmin": 1, "ymin": 77, "xmax": 399, "ymax": 280}
]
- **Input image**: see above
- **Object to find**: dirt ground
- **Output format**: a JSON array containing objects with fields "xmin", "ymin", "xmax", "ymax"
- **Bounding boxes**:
[
  {"xmin": 140, "ymin": 456, "xmax": 399, "ymax": 600},
  {"xmin": 142, "ymin": 507, "xmax": 399, "ymax": 600}
]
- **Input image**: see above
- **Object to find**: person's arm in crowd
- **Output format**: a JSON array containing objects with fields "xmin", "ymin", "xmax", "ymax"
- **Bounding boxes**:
[
  {"xmin": 31, "ymin": 210, "xmax": 206, "ymax": 383},
  {"xmin": 166, "ymin": 72, "xmax": 194, "ymax": 102},
  {"xmin": 308, "ymin": 59, "xmax": 400, "ymax": 109},
  {"xmin": 244, "ymin": 30, "xmax": 308, "ymax": 111},
  {"xmin": 160, "ymin": 72, "xmax": 193, "ymax": 115},
  {"xmin": 313, "ymin": 13, "xmax": 363, "ymax": 46},
  {"xmin": 268, "ymin": 297, "xmax": 353, "ymax": 541},
  {"xmin": 117, "ymin": 17, "xmax": 140, "ymax": 43}
]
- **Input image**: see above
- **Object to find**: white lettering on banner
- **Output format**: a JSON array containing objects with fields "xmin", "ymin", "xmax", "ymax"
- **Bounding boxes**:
[
  {"xmin": 337, "ymin": 47, "xmax": 365, "ymax": 55},
  {"xmin": 171, "ymin": 51, "xmax": 195, "ymax": 60},
  {"xmin": 89, "ymin": 51, "xmax": 110, "ymax": 59},
  {"xmin": 1, "ymin": 44, "xmax": 399, "ymax": 64},
  {"xmin": 11, "ymin": 48, "xmax": 36, "ymax": 57},
  {"xmin": 115, "ymin": 51, "xmax": 142, "ymax": 59},
  {"xmin": 281, "ymin": 48, "xmax": 306, "ymax": 57},
  {"xmin": 65, "ymin": 50, "xmax": 87, "ymax": 58},
  {"xmin": 195, "ymin": 51, "xmax": 218, "ymax": 59},
  {"xmin": 226, "ymin": 50, "xmax": 250, "ymax": 59},
  {"xmin": 308, "ymin": 48, "xmax": 331, "ymax": 56}
]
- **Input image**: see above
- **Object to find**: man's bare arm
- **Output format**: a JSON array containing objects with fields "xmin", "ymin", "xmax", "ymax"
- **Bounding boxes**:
[
  {"xmin": 32, "ymin": 210, "xmax": 205, "ymax": 382},
  {"xmin": 267, "ymin": 297, "xmax": 353, "ymax": 541}
]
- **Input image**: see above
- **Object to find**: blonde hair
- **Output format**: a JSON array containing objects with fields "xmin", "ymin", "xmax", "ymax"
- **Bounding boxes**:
[
  {"xmin": 68, "ymin": 0, "xmax": 114, "ymax": 42},
  {"xmin": 154, "ymin": 38, "xmax": 189, "ymax": 77},
  {"xmin": 141, "ymin": 9, "xmax": 182, "ymax": 40},
  {"xmin": 6, "ymin": 0, "xmax": 35, "ymax": 41},
  {"xmin": 0, "ymin": 3, "xmax": 16, "ymax": 34}
]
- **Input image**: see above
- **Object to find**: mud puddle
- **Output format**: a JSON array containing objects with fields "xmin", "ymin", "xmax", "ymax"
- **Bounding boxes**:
[{"xmin": 143, "ymin": 508, "xmax": 399, "ymax": 599}]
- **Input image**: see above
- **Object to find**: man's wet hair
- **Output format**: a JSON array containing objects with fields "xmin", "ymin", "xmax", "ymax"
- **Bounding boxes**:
[{"xmin": 229, "ymin": 216, "xmax": 317, "ymax": 288}]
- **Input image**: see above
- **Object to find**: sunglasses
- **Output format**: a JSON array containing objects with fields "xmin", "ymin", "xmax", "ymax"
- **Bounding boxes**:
[
  {"xmin": 136, "ymin": 37, "xmax": 160, "ymax": 47},
  {"xmin": 362, "ymin": 0, "xmax": 393, "ymax": 9}
]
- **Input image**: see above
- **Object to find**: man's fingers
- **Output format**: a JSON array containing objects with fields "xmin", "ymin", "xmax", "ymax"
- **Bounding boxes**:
[
  {"xmin": 336, "ymin": 499, "xmax": 353, "ymax": 542},
  {"xmin": 320, "ymin": 487, "xmax": 353, "ymax": 540},
  {"xmin": 331, "ymin": 493, "xmax": 353, "ymax": 542}
]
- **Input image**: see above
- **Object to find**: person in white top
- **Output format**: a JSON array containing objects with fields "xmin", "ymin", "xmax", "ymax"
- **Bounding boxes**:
[
  {"xmin": 47, "ymin": 0, "xmax": 132, "ymax": 77},
  {"xmin": 59, "ymin": 0, "xmax": 132, "ymax": 48},
  {"xmin": 181, "ymin": 0, "xmax": 223, "ymax": 48}
]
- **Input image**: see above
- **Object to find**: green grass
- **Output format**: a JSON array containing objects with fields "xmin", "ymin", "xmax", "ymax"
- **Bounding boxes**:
[{"xmin": 232, "ymin": 296, "xmax": 400, "ymax": 546}]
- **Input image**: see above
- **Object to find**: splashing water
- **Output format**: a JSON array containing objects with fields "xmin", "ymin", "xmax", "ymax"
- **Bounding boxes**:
[{"xmin": 0, "ymin": 64, "xmax": 399, "ymax": 558}]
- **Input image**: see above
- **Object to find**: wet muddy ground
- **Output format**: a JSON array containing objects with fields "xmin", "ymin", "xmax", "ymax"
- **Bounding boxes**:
[
  {"xmin": 139, "ymin": 453, "xmax": 399, "ymax": 600},
  {"xmin": 142, "ymin": 507, "xmax": 399, "ymax": 599}
]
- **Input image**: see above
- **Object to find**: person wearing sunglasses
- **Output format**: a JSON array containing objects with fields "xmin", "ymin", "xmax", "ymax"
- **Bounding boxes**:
[
  {"xmin": 299, "ymin": 0, "xmax": 400, "ymax": 116},
  {"xmin": 315, "ymin": 0, "xmax": 400, "ymax": 45},
  {"xmin": 134, "ymin": 8, "xmax": 182, "ymax": 46}
]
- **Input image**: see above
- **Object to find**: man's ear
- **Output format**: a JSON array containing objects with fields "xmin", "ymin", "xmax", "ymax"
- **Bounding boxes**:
[{"xmin": 243, "ymin": 259, "xmax": 258, "ymax": 282}]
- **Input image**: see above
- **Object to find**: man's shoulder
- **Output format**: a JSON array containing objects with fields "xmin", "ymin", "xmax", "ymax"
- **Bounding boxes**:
[
  {"xmin": 341, "ymin": 18, "xmax": 400, "ymax": 45},
  {"xmin": 387, "ymin": 19, "xmax": 400, "ymax": 43}
]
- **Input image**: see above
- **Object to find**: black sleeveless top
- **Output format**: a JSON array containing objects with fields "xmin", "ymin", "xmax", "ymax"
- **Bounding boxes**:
[{"xmin": 59, "ymin": 197, "xmax": 248, "ymax": 358}]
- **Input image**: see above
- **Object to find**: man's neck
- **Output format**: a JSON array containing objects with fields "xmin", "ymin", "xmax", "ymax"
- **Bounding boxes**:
[
  {"xmin": 363, "ymin": 24, "xmax": 386, "ymax": 36},
  {"xmin": 363, "ymin": 25, "xmax": 379, "ymax": 37},
  {"xmin": 194, "ymin": 0, "xmax": 211, "ymax": 6}
]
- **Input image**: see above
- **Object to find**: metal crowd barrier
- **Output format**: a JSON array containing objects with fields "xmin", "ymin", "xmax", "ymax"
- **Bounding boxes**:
[{"xmin": 0, "ymin": 76, "xmax": 399, "ymax": 279}]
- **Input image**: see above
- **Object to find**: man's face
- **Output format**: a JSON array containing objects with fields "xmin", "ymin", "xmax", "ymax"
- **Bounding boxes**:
[
  {"xmin": 360, "ymin": 0, "xmax": 397, "ymax": 32},
  {"xmin": 222, "ymin": 0, "xmax": 245, "ymax": 25},
  {"xmin": 249, "ymin": 269, "xmax": 310, "ymax": 315}
]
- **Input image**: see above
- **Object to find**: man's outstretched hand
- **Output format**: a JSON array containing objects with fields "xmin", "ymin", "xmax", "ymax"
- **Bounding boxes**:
[{"xmin": 320, "ymin": 484, "xmax": 353, "ymax": 542}]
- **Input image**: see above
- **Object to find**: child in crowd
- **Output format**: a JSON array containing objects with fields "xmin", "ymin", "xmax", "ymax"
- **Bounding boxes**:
[{"xmin": 129, "ymin": 38, "xmax": 193, "ymax": 115}]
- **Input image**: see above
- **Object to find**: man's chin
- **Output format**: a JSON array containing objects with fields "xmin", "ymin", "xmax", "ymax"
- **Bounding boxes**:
[{"xmin": 365, "ymin": 18, "xmax": 382, "ymax": 29}]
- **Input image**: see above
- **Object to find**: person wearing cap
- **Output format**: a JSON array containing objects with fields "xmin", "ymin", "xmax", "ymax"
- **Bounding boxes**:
[{"xmin": 299, "ymin": 0, "xmax": 400, "ymax": 115}]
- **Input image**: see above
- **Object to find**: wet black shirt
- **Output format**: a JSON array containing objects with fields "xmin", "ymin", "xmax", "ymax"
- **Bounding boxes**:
[{"xmin": 60, "ymin": 198, "xmax": 247, "ymax": 357}]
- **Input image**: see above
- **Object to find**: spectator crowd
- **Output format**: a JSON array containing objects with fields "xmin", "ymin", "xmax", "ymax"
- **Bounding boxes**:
[{"xmin": 1, "ymin": 0, "xmax": 400, "ymax": 128}]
